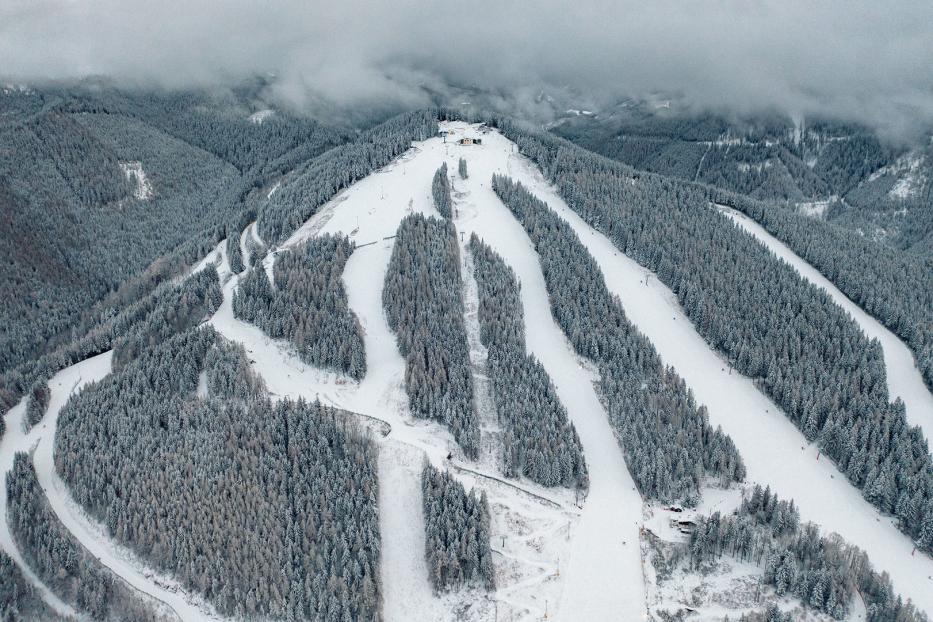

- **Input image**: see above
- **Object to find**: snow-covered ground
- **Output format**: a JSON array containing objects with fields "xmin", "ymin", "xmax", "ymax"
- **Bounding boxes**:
[
  {"xmin": 718, "ymin": 205, "xmax": 933, "ymax": 438},
  {"xmin": 248, "ymin": 109, "xmax": 274, "ymax": 124},
  {"xmin": 444, "ymin": 122, "xmax": 648, "ymax": 621},
  {"xmin": 867, "ymin": 153, "xmax": 926, "ymax": 200},
  {"xmin": 460, "ymin": 246, "xmax": 503, "ymax": 469},
  {"xmin": 120, "ymin": 161, "xmax": 154, "ymax": 200},
  {"xmin": 33, "ymin": 352, "xmax": 224, "ymax": 621},
  {"xmin": 796, "ymin": 198, "xmax": 833, "ymax": 218},
  {"xmin": 498, "ymin": 143, "xmax": 933, "ymax": 613},
  {"xmin": 0, "ymin": 400, "xmax": 80, "ymax": 619}
]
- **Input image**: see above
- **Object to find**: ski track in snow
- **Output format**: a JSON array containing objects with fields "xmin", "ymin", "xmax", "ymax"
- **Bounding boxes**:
[
  {"xmin": 0, "ymin": 401, "xmax": 80, "ymax": 619},
  {"xmin": 499, "ymin": 143, "xmax": 933, "ymax": 614},
  {"xmin": 717, "ymin": 205, "xmax": 933, "ymax": 437},
  {"xmin": 1, "ymin": 350, "xmax": 225, "ymax": 621},
  {"xmin": 446, "ymin": 123, "xmax": 648, "ymax": 622}
]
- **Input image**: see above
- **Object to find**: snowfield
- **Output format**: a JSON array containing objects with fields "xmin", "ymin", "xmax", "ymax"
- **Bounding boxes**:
[{"xmin": 119, "ymin": 161, "xmax": 154, "ymax": 200}]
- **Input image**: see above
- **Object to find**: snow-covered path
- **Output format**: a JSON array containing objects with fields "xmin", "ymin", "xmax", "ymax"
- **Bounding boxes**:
[
  {"xmin": 208, "ymin": 128, "xmax": 607, "ymax": 621},
  {"xmin": 31, "ymin": 351, "xmax": 225, "ymax": 622},
  {"xmin": 0, "ymin": 400, "xmax": 79, "ymax": 619},
  {"xmin": 503, "ymin": 150, "xmax": 933, "ymax": 613},
  {"xmin": 718, "ymin": 205, "xmax": 933, "ymax": 436},
  {"xmin": 209, "ymin": 143, "xmax": 479, "ymax": 621},
  {"xmin": 446, "ymin": 122, "xmax": 648, "ymax": 622},
  {"xmin": 377, "ymin": 441, "xmax": 445, "ymax": 622}
]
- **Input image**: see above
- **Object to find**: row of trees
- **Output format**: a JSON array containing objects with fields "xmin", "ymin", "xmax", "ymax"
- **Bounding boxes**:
[
  {"xmin": 485, "ymin": 117, "xmax": 933, "ymax": 550},
  {"xmin": 7, "ymin": 454, "xmax": 167, "ymax": 621},
  {"xmin": 111, "ymin": 265, "xmax": 222, "ymax": 369},
  {"xmin": 493, "ymin": 174, "xmax": 744, "ymax": 504},
  {"xmin": 257, "ymin": 110, "xmax": 438, "ymax": 244},
  {"xmin": 55, "ymin": 327, "xmax": 382, "ymax": 620},
  {"xmin": 432, "ymin": 163, "xmax": 452, "ymax": 218},
  {"xmin": 717, "ymin": 190, "xmax": 933, "ymax": 393},
  {"xmin": 383, "ymin": 214, "xmax": 480, "ymax": 458},
  {"xmin": 233, "ymin": 235, "xmax": 366, "ymax": 379},
  {"xmin": 23, "ymin": 379, "xmax": 50, "ymax": 431},
  {"xmin": 691, "ymin": 485, "xmax": 927, "ymax": 622},
  {"xmin": 421, "ymin": 462, "xmax": 495, "ymax": 592},
  {"xmin": 458, "ymin": 157, "xmax": 468, "ymax": 179},
  {"xmin": 469, "ymin": 235, "xmax": 588, "ymax": 489}
]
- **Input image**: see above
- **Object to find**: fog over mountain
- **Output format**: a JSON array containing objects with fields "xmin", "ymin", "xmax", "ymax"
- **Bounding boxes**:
[{"xmin": 3, "ymin": 0, "xmax": 933, "ymax": 137}]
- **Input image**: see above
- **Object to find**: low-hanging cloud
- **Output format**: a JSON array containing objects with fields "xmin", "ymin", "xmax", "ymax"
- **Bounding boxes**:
[{"xmin": 3, "ymin": 0, "xmax": 933, "ymax": 137}]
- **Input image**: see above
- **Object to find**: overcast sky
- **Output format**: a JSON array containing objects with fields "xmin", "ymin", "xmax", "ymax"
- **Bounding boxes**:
[{"xmin": 3, "ymin": 0, "xmax": 933, "ymax": 136}]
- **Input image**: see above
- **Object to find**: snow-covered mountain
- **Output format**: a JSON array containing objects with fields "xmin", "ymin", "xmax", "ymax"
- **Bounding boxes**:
[{"xmin": 1, "ymin": 86, "xmax": 932, "ymax": 622}]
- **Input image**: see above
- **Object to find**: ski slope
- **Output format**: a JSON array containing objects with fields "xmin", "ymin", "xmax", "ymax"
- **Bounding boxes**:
[
  {"xmin": 0, "ymin": 400, "xmax": 79, "ymax": 619},
  {"xmin": 442, "ymin": 122, "xmax": 648, "ymax": 621},
  {"xmin": 208, "ymin": 126, "xmax": 619, "ymax": 621},
  {"xmin": 718, "ymin": 205, "xmax": 933, "ymax": 436},
  {"xmin": 497, "ymin": 142, "xmax": 933, "ymax": 613}
]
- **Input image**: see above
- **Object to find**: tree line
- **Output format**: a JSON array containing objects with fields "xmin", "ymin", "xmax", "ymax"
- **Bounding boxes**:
[
  {"xmin": 469, "ymin": 234, "xmax": 588, "ymax": 489},
  {"xmin": 383, "ymin": 214, "xmax": 480, "ymax": 459},
  {"xmin": 233, "ymin": 234, "xmax": 366, "ymax": 379},
  {"xmin": 55, "ymin": 327, "xmax": 382, "ymax": 620},
  {"xmin": 493, "ymin": 174, "xmax": 745, "ymax": 505},
  {"xmin": 432, "ymin": 163, "xmax": 452, "ymax": 218},
  {"xmin": 421, "ymin": 462, "xmax": 495, "ymax": 592}
]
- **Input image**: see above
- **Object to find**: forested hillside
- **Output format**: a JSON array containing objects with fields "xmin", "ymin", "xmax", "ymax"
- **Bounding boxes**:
[
  {"xmin": 552, "ymin": 108, "xmax": 933, "ymax": 255},
  {"xmin": 485, "ymin": 118, "xmax": 933, "ymax": 551},
  {"xmin": 492, "ymin": 174, "xmax": 744, "ymax": 504},
  {"xmin": 0, "ymin": 82, "xmax": 364, "ymax": 412},
  {"xmin": 1, "ymin": 82, "xmax": 931, "ymax": 620},
  {"xmin": 55, "ymin": 328, "xmax": 381, "ymax": 620}
]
